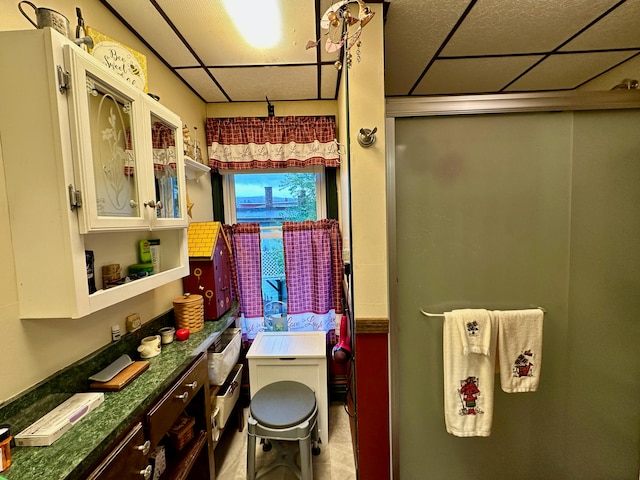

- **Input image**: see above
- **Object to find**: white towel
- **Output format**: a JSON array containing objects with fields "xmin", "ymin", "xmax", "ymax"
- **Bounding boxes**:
[
  {"xmin": 496, "ymin": 309, "xmax": 544, "ymax": 393},
  {"xmin": 452, "ymin": 309, "xmax": 492, "ymax": 355},
  {"xmin": 443, "ymin": 311, "xmax": 497, "ymax": 437}
]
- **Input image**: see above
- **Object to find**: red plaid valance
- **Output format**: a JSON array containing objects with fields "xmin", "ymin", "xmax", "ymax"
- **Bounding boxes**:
[
  {"xmin": 124, "ymin": 123, "xmax": 177, "ymax": 176},
  {"xmin": 205, "ymin": 116, "xmax": 340, "ymax": 171}
]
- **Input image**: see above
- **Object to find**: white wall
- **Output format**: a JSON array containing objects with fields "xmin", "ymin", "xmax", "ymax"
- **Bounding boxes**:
[
  {"xmin": 344, "ymin": 6, "xmax": 388, "ymax": 320},
  {"xmin": 0, "ymin": 0, "xmax": 206, "ymax": 402}
]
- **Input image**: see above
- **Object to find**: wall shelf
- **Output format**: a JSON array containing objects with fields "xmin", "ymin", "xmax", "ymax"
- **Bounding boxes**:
[{"xmin": 184, "ymin": 157, "xmax": 211, "ymax": 181}]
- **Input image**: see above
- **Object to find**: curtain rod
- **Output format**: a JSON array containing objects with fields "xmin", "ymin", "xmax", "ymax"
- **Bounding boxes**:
[{"xmin": 420, "ymin": 306, "xmax": 546, "ymax": 318}]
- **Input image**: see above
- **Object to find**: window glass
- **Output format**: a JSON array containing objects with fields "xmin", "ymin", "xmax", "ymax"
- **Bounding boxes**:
[{"xmin": 224, "ymin": 168, "xmax": 326, "ymax": 311}]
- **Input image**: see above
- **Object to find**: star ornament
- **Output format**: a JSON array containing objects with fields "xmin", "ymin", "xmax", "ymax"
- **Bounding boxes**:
[{"xmin": 186, "ymin": 191, "xmax": 194, "ymax": 218}]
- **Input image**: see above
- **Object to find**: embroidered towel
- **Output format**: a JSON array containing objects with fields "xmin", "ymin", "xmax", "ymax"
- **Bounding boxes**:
[
  {"xmin": 443, "ymin": 311, "xmax": 498, "ymax": 437},
  {"xmin": 496, "ymin": 309, "xmax": 544, "ymax": 393},
  {"xmin": 452, "ymin": 309, "xmax": 492, "ymax": 355}
]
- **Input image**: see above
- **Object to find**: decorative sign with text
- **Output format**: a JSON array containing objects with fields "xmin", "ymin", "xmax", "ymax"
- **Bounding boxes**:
[{"xmin": 85, "ymin": 27, "xmax": 148, "ymax": 93}]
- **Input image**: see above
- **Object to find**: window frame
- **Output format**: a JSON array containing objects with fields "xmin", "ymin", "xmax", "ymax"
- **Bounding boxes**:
[{"xmin": 221, "ymin": 165, "xmax": 328, "ymax": 231}]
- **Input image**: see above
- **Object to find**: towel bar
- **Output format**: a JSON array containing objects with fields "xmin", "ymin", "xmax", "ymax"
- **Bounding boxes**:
[{"xmin": 420, "ymin": 306, "xmax": 546, "ymax": 318}]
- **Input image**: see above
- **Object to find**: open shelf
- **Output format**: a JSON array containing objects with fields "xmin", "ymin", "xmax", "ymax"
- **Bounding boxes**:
[{"xmin": 165, "ymin": 429, "xmax": 208, "ymax": 480}]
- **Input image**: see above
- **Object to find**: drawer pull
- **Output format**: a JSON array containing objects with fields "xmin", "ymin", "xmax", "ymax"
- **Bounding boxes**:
[
  {"xmin": 185, "ymin": 380, "xmax": 198, "ymax": 390},
  {"xmin": 140, "ymin": 465, "xmax": 152, "ymax": 479},
  {"xmin": 136, "ymin": 440, "xmax": 151, "ymax": 455},
  {"xmin": 176, "ymin": 391, "xmax": 189, "ymax": 402}
]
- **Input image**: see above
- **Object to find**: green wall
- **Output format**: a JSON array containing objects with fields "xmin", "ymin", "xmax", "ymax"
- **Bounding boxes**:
[{"xmin": 393, "ymin": 109, "xmax": 640, "ymax": 479}]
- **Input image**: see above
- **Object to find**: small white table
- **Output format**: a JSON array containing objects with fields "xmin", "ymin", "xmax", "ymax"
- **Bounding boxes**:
[{"xmin": 246, "ymin": 331, "xmax": 329, "ymax": 444}]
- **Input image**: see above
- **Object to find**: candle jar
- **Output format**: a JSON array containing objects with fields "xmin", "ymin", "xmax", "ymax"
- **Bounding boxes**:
[{"xmin": 0, "ymin": 425, "xmax": 12, "ymax": 472}]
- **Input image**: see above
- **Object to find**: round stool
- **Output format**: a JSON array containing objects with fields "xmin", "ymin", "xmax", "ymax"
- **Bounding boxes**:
[{"xmin": 247, "ymin": 381, "xmax": 320, "ymax": 480}]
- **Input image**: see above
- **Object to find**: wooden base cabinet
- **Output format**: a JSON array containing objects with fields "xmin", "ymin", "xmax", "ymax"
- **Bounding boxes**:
[
  {"xmin": 86, "ymin": 353, "xmax": 214, "ymax": 480},
  {"xmin": 146, "ymin": 354, "xmax": 214, "ymax": 480},
  {"xmin": 86, "ymin": 422, "xmax": 152, "ymax": 480}
]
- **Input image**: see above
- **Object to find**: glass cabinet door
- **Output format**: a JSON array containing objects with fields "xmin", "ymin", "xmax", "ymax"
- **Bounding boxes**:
[
  {"xmin": 151, "ymin": 115, "xmax": 180, "ymax": 220},
  {"xmin": 88, "ymin": 75, "xmax": 140, "ymax": 220},
  {"xmin": 65, "ymin": 45, "xmax": 146, "ymax": 232},
  {"xmin": 146, "ymin": 104, "xmax": 187, "ymax": 229},
  {"xmin": 64, "ymin": 45, "xmax": 186, "ymax": 232}
]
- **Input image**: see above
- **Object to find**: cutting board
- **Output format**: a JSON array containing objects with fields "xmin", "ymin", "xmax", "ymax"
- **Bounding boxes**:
[{"xmin": 90, "ymin": 361, "xmax": 150, "ymax": 391}]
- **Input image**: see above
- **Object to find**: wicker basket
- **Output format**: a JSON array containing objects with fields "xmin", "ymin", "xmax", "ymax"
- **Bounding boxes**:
[
  {"xmin": 173, "ymin": 293, "xmax": 204, "ymax": 333},
  {"xmin": 168, "ymin": 415, "xmax": 195, "ymax": 450}
]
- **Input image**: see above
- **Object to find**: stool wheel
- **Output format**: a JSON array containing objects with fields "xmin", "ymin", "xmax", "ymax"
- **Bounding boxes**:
[
  {"xmin": 262, "ymin": 440, "xmax": 273, "ymax": 452},
  {"xmin": 312, "ymin": 445, "xmax": 321, "ymax": 456}
]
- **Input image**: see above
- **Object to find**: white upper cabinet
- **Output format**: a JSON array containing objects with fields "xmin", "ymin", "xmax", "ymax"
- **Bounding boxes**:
[
  {"xmin": 0, "ymin": 28, "xmax": 188, "ymax": 319},
  {"xmin": 64, "ymin": 45, "xmax": 187, "ymax": 232}
]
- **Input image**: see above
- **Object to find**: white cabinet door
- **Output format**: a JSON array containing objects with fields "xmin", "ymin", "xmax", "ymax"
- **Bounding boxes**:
[
  {"xmin": 63, "ymin": 45, "xmax": 187, "ymax": 233},
  {"xmin": 144, "ymin": 102, "xmax": 187, "ymax": 230},
  {"xmin": 64, "ymin": 44, "xmax": 146, "ymax": 232}
]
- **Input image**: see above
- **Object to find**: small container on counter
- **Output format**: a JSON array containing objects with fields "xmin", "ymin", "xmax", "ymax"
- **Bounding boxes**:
[{"xmin": 0, "ymin": 425, "xmax": 12, "ymax": 472}]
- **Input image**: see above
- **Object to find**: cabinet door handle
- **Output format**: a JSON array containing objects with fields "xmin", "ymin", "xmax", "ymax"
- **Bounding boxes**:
[
  {"xmin": 136, "ymin": 440, "xmax": 151, "ymax": 455},
  {"xmin": 186, "ymin": 381, "xmax": 198, "ymax": 390},
  {"xmin": 176, "ymin": 391, "xmax": 189, "ymax": 403},
  {"xmin": 139, "ymin": 465, "xmax": 153, "ymax": 479},
  {"xmin": 144, "ymin": 200, "xmax": 163, "ymax": 210}
]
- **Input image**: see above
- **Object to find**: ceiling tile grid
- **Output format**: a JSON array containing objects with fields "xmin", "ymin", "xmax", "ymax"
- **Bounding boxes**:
[
  {"xmin": 506, "ymin": 51, "xmax": 640, "ymax": 91},
  {"xmin": 176, "ymin": 68, "xmax": 228, "ymax": 103},
  {"xmin": 209, "ymin": 65, "xmax": 320, "ymax": 102},
  {"xmin": 560, "ymin": 0, "xmax": 640, "ymax": 51},
  {"xmin": 103, "ymin": 0, "xmax": 198, "ymax": 66},
  {"xmin": 102, "ymin": 0, "xmax": 640, "ymax": 102},
  {"xmin": 414, "ymin": 55, "xmax": 544, "ymax": 95},
  {"xmin": 383, "ymin": 0, "xmax": 474, "ymax": 96},
  {"xmin": 440, "ymin": 0, "xmax": 624, "ymax": 56}
]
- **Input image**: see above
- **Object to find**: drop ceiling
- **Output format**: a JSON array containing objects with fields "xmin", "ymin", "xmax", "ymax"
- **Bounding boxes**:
[{"xmin": 101, "ymin": 0, "xmax": 640, "ymax": 103}]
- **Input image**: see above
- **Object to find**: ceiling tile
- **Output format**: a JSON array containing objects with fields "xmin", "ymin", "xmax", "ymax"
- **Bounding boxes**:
[
  {"xmin": 101, "ymin": 0, "xmax": 640, "ymax": 102},
  {"xmin": 385, "ymin": 0, "xmax": 473, "ymax": 96},
  {"xmin": 156, "ymin": 0, "xmax": 317, "ymax": 66},
  {"xmin": 321, "ymin": 65, "xmax": 339, "ymax": 99},
  {"xmin": 561, "ymin": 0, "xmax": 640, "ymax": 51},
  {"xmin": 441, "ymin": 0, "xmax": 622, "ymax": 56},
  {"xmin": 210, "ymin": 65, "xmax": 319, "ymax": 102},
  {"xmin": 413, "ymin": 56, "xmax": 543, "ymax": 95},
  {"xmin": 506, "ymin": 51, "xmax": 639, "ymax": 91},
  {"xmin": 176, "ymin": 68, "xmax": 229, "ymax": 102},
  {"xmin": 102, "ymin": 0, "xmax": 199, "ymax": 66}
]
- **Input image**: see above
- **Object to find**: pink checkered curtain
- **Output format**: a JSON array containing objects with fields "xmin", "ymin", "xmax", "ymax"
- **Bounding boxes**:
[
  {"xmin": 205, "ymin": 116, "xmax": 340, "ymax": 171},
  {"xmin": 226, "ymin": 223, "xmax": 264, "ymax": 340},
  {"xmin": 151, "ymin": 122, "xmax": 177, "ymax": 178},
  {"xmin": 222, "ymin": 224, "xmax": 239, "ymax": 304},
  {"xmin": 282, "ymin": 219, "xmax": 343, "ymax": 344}
]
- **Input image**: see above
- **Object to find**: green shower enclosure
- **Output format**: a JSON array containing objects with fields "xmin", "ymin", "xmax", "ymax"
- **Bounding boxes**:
[{"xmin": 389, "ymin": 105, "xmax": 640, "ymax": 479}]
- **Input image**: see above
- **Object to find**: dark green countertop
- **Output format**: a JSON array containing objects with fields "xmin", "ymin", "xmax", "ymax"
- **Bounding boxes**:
[{"xmin": 1, "ymin": 309, "xmax": 237, "ymax": 480}]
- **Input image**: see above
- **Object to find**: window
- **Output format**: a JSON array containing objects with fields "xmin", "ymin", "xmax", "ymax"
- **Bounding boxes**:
[{"xmin": 223, "ymin": 167, "xmax": 327, "ymax": 307}]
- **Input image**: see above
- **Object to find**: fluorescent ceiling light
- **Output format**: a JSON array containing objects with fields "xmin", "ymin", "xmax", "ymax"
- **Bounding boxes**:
[{"xmin": 222, "ymin": 0, "xmax": 282, "ymax": 49}]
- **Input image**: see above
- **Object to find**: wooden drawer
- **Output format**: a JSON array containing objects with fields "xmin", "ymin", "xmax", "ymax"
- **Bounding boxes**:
[
  {"xmin": 146, "ymin": 354, "xmax": 208, "ymax": 447},
  {"xmin": 86, "ymin": 422, "xmax": 151, "ymax": 480}
]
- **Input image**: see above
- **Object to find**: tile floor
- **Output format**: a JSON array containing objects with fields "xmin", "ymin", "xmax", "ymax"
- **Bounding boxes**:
[{"xmin": 214, "ymin": 402, "xmax": 357, "ymax": 480}]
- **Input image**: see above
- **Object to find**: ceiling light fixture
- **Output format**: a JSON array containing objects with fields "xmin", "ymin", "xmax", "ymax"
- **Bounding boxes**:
[{"xmin": 222, "ymin": 0, "xmax": 282, "ymax": 49}]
